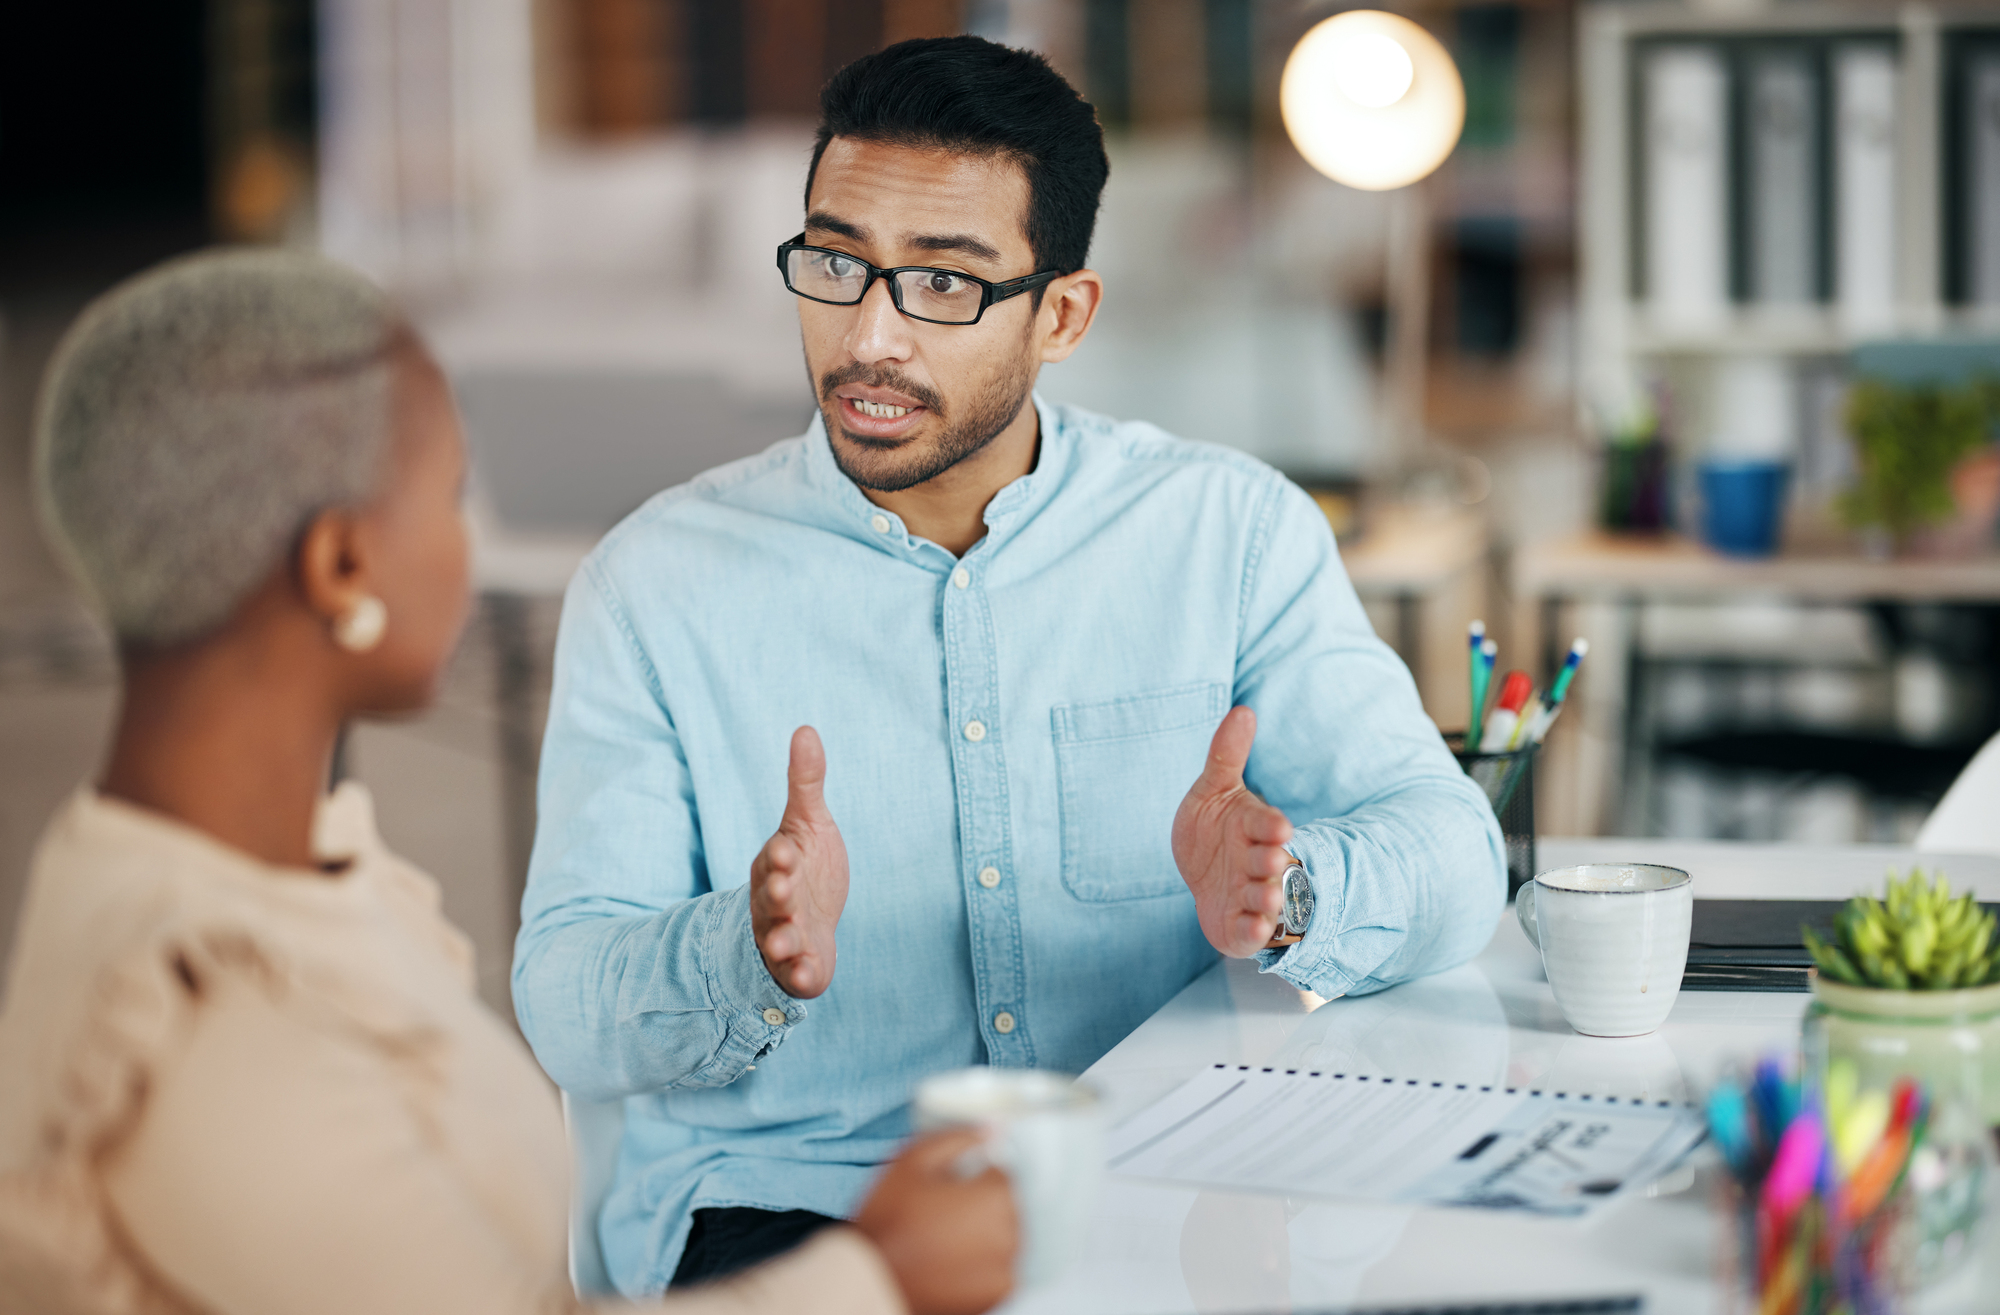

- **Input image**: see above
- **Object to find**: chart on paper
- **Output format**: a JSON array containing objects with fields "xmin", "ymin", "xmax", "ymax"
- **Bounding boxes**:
[{"xmin": 1106, "ymin": 1064, "xmax": 1707, "ymax": 1217}]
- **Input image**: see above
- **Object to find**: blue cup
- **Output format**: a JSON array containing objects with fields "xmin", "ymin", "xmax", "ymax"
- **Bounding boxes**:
[{"xmin": 1698, "ymin": 460, "xmax": 1790, "ymax": 557}]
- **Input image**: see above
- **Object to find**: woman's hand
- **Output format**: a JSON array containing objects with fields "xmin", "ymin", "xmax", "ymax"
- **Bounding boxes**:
[{"xmin": 853, "ymin": 1129, "xmax": 1017, "ymax": 1315}]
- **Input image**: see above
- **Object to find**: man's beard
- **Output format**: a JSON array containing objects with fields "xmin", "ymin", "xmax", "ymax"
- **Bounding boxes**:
[{"xmin": 818, "ymin": 353, "xmax": 1035, "ymax": 494}]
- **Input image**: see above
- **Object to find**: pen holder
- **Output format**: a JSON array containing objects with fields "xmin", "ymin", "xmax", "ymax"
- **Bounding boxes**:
[
  {"xmin": 1713, "ymin": 1167, "xmax": 1916, "ymax": 1315},
  {"xmin": 1709, "ymin": 1059, "xmax": 1923, "ymax": 1315},
  {"xmin": 1446, "ymin": 733, "xmax": 1537, "ymax": 897}
]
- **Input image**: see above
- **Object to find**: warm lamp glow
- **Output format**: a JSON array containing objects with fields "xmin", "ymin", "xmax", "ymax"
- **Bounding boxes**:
[
  {"xmin": 1330, "ymin": 32, "xmax": 1414, "ymax": 109},
  {"xmin": 1281, "ymin": 11, "xmax": 1465, "ymax": 191}
]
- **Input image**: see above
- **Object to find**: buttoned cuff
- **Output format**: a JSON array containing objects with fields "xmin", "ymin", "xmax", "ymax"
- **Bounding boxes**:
[
  {"xmin": 1254, "ymin": 838, "xmax": 1354, "ymax": 998},
  {"xmin": 698, "ymin": 883, "xmax": 807, "ymax": 1080}
]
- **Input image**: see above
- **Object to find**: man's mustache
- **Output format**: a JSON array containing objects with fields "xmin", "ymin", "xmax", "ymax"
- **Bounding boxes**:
[{"xmin": 819, "ymin": 363, "xmax": 947, "ymax": 418}]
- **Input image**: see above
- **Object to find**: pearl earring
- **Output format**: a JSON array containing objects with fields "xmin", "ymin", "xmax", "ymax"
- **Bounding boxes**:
[{"xmin": 333, "ymin": 596, "xmax": 388, "ymax": 653}]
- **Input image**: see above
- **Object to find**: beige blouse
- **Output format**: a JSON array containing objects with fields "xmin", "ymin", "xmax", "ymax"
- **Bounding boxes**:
[{"xmin": 0, "ymin": 786, "xmax": 902, "ymax": 1315}]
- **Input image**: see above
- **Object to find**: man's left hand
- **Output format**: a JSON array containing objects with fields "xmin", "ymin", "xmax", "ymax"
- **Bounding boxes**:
[{"xmin": 1172, "ymin": 706, "xmax": 1297, "ymax": 957}]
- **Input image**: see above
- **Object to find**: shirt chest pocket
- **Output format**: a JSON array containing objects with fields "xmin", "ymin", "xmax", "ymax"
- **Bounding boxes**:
[{"xmin": 1052, "ymin": 682, "xmax": 1230, "ymax": 902}]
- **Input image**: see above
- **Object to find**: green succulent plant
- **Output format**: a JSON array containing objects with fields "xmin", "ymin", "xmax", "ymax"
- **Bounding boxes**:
[
  {"xmin": 1805, "ymin": 868, "xmax": 2000, "ymax": 991},
  {"xmin": 1839, "ymin": 379, "xmax": 1993, "ymax": 544}
]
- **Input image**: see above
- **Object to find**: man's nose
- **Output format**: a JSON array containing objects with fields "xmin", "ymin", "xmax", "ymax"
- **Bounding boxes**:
[{"xmin": 843, "ymin": 277, "xmax": 915, "ymax": 366}]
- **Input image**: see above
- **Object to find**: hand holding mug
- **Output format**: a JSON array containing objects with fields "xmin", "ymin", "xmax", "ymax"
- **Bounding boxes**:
[{"xmin": 854, "ymin": 1128, "xmax": 1018, "ymax": 1315}]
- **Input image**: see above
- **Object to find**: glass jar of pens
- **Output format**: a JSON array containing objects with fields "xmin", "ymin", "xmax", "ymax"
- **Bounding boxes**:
[
  {"xmin": 1801, "ymin": 995, "xmax": 1996, "ymax": 1281},
  {"xmin": 1707, "ymin": 1058, "xmax": 1927, "ymax": 1314},
  {"xmin": 1451, "ymin": 625, "xmax": 1588, "ymax": 896}
]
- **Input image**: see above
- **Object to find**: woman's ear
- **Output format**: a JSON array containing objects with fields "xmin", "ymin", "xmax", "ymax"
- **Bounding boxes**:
[
  {"xmin": 296, "ymin": 508, "xmax": 371, "ymax": 632},
  {"xmin": 1038, "ymin": 270, "xmax": 1104, "ymax": 365},
  {"xmin": 299, "ymin": 511, "xmax": 392, "ymax": 654}
]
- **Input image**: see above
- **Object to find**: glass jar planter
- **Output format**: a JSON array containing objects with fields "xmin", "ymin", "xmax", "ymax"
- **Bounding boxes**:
[{"xmin": 1802, "ymin": 975, "xmax": 2000, "ymax": 1280}]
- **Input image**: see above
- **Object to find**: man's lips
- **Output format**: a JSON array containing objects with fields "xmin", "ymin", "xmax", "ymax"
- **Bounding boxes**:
[
  {"xmin": 833, "ymin": 389, "xmax": 928, "ymax": 439},
  {"xmin": 835, "ymin": 382, "xmax": 925, "ymax": 411}
]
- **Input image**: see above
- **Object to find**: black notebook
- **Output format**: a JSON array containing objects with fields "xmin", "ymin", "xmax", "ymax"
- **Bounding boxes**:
[{"xmin": 1683, "ymin": 898, "xmax": 2000, "ymax": 992}]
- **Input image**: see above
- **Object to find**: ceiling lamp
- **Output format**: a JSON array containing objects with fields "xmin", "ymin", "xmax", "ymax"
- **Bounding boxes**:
[{"xmin": 1280, "ymin": 10, "xmax": 1465, "ymax": 192}]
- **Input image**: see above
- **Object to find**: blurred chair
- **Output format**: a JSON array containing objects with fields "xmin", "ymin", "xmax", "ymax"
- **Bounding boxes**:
[
  {"xmin": 1915, "ymin": 731, "xmax": 2000, "ymax": 855},
  {"xmin": 562, "ymin": 1091, "xmax": 627, "ymax": 1297},
  {"xmin": 450, "ymin": 365, "xmax": 815, "ymax": 907},
  {"xmin": 455, "ymin": 368, "xmax": 813, "ymax": 537}
]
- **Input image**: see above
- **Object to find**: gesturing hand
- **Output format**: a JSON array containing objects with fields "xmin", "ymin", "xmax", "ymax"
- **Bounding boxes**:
[
  {"xmin": 1171, "ymin": 706, "xmax": 1297, "ymax": 958},
  {"xmin": 751, "ymin": 726, "xmax": 849, "ymax": 998}
]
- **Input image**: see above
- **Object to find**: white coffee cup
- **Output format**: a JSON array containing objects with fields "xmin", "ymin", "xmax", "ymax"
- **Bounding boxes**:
[
  {"xmin": 912, "ymin": 1067, "xmax": 1102, "ymax": 1288},
  {"xmin": 1514, "ymin": 863, "xmax": 1693, "ymax": 1038}
]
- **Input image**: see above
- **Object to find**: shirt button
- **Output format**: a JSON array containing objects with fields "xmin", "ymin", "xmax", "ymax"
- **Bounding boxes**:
[
  {"xmin": 964, "ymin": 720, "xmax": 986, "ymax": 742},
  {"xmin": 951, "ymin": 567, "xmax": 971, "ymax": 589},
  {"xmin": 870, "ymin": 513, "xmax": 891, "ymax": 534},
  {"xmin": 994, "ymin": 1011, "xmax": 1016, "ymax": 1034},
  {"xmin": 978, "ymin": 866, "xmax": 1001, "ymax": 888},
  {"xmin": 762, "ymin": 1007, "xmax": 786, "ymax": 1026}
]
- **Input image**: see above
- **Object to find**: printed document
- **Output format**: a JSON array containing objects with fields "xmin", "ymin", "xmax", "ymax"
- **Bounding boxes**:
[{"xmin": 1106, "ymin": 1065, "xmax": 1707, "ymax": 1217}]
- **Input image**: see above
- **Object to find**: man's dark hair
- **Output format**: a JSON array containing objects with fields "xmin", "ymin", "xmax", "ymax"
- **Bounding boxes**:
[{"xmin": 807, "ymin": 36, "xmax": 1109, "ymax": 276}]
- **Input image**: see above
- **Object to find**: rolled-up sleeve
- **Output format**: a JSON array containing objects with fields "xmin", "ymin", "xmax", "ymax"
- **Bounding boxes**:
[
  {"xmin": 1233, "ymin": 477, "xmax": 1506, "ymax": 998},
  {"xmin": 512, "ymin": 562, "xmax": 803, "ymax": 1099}
]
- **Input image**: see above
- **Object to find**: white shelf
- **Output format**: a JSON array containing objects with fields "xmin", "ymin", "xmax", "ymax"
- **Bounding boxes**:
[
  {"xmin": 1592, "ymin": 1, "xmax": 1895, "ymax": 39},
  {"xmin": 1615, "ymin": 305, "xmax": 1976, "ymax": 357},
  {"xmin": 1624, "ymin": 308, "xmax": 1853, "ymax": 357}
]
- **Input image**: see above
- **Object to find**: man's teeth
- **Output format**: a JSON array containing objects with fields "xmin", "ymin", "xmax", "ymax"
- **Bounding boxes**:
[{"xmin": 852, "ymin": 399, "xmax": 913, "ymax": 419}]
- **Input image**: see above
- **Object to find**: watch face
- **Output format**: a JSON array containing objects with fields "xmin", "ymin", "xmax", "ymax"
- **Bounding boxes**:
[{"xmin": 1283, "ymin": 865, "xmax": 1313, "ymax": 935}]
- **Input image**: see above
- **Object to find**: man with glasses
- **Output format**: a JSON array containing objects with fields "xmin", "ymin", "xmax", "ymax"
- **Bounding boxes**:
[{"xmin": 515, "ymin": 35, "xmax": 1505, "ymax": 1298}]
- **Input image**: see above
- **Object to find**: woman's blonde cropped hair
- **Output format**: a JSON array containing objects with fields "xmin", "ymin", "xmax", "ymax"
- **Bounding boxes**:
[{"xmin": 34, "ymin": 248, "xmax": 406, "ymax": 648}]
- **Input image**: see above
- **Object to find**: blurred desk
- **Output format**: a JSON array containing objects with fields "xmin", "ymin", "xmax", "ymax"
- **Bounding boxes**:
[
  {"xmin": 1517, "ymin": 532, "xmax": 2000, "ymax": 609},
  {"xmin": 1015, "ymin": 838, "xmax": 2000, "ymax": 1315},
  {"xmin": 1342, "ymin": 504, "xmax": 1490, "ymax": 731},
  {"xmin": 1513, "ymin": 533, "xmax": 2000, "ymax": 835}
]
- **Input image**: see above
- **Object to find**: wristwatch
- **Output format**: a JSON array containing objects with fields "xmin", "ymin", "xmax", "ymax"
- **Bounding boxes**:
[{"xmin": 1266, "ymin": 860, "xmax": 1313, "ymax": 947}]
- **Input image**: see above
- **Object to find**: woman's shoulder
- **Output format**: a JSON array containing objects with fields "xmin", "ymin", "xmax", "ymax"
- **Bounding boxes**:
[
  {"xmin": 4, "ymin": 785, "xmax": 462, "ymax": 1009},
  {"xmin": 0, "ymin": 789, "xmax": 470, "ymax": 1167},
  {"xmin": 0, "ymin": 792, "xmax": 551, "ymax": 1315}
]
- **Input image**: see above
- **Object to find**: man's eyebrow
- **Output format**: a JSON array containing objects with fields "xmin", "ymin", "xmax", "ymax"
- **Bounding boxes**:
[
  {"xmin": 803, "ymin": 212, "xmax": 1004, "ymax": 265},
  {"xmin": 904, "ymin": 232, "xmax": 1003, "ymax": 263},
  {"xmin": 804, "ymin": 211, "xmax": 867, "ymax": 241}
]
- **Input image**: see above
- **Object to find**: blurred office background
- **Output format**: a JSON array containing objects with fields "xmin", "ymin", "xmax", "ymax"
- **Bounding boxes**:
[{"xmin": 3, "ymin": 0, "xmax": 1997, "ymax": 1012}]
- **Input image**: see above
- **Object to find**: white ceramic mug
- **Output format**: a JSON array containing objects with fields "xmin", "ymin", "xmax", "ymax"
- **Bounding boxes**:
[
  {"xmin": 1514, "ymin": 863, "xmax": 1693, "ymax": 1037},
  {"xmin": 912, "ymin": 1067, "xmax": 1102, "ymax": 1288}
]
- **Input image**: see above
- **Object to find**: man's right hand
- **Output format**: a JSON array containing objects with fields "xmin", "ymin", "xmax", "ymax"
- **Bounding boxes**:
[{"xmin": 750, "ymin": 726, "xmax": 849, "ymax": 999}]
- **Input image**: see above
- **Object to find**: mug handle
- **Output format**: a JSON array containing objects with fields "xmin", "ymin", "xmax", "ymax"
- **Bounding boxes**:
[{"xmin": 1514, "ymin": 881, "xmax": 1541, "ymax": 949}]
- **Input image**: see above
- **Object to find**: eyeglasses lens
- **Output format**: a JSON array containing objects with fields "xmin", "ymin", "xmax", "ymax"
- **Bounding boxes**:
[
  {"xmin": 891, "ymin": 269, "xmax": 982, "ymax": 323},
  {"xmin": 786, "ymin": 249, "xmax": 869, "ymax": 303}
]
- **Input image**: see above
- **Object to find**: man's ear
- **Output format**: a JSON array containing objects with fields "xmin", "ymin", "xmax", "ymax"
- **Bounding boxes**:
[
  {"xmin": 295, "ymin": 508, "xmax": 372, "ymax": 627},
  {"xmin": 1037, "ymin": 269, "xmax": 1103, "ymax": 365}
]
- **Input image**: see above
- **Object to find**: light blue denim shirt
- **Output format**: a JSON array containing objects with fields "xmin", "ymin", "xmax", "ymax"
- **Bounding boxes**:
[{"xmin": 513, "ymin": 397, "xmax": 1505, "ymax": 1296}]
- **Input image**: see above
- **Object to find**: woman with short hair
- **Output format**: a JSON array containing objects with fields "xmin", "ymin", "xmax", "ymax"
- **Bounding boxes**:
[{"xmin": 0, "ymin": 249, "xmax": 1014, "ymax": 1315}]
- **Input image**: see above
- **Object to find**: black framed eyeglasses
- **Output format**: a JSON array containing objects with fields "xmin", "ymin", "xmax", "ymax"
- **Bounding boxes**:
[{"xmin": 777, "ymin": 234, "xmax": 1062, "ymax": 325}]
